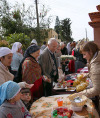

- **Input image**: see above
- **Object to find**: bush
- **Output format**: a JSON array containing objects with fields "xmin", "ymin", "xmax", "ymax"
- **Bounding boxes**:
[
  {"xmin": 6, "ymin": 33, "xmax": 31, "ymax": 51},
  {"xmin": 0, "ymin": 40, "xmax": 9, "ymax": 47}
]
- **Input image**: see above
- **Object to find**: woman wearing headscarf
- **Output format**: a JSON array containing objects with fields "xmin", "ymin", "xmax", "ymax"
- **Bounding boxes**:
[
  {"xmin": 11, "ymin": 42, "xmax": 23, "ymax": 76},
  {"xmin": 15, "ymin": 45, "xmax": 45, "ymax": 101},
  {"xmin": 0, "ymin": 47, "xmax": 33, "ymax": 88},
  {"xmin": 0, "ymin": 81, "xmax": 31, "ymax": 118}
]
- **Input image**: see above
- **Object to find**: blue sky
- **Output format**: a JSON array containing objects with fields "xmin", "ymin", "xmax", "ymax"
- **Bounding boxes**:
[{"xmin": 7, "ymin": 0, "xmax": 100, "ymax": 41}]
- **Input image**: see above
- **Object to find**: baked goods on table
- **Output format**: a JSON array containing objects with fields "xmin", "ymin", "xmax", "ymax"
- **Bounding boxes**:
[
  {"xmin": 77, "ymin": 74, "xmax": 87, "ymax": 82},
  {"xmin": 54, "ymin": 73, "xmax": 89, "ymax": 92},
  {"xmin": 73, "ymin": 79, "xmax": 80, "ymax": 87},
  {"xmin": 72, "ymin": 73, "xmax": 89, "ymax": 92},
  {"xmin": 76, "ymin": 82, "xmax": 88, "ymax": 92}
]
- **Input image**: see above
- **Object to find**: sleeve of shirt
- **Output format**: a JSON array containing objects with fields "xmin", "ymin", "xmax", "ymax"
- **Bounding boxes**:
[
  {"xmin": 80, "ymin": 66, "xmax": 100, "ymax": 98},
  {"xmin": 38, "ymin": 54, "xmax": 51, "ymax": 79},
  {"xmin": 19, "ymin": 54, "xmax": 23, "ymax": 63},
  {"xmin": 0, "ymin": 72, "xmax": 6, "ymax": 85},
  {"xmin": 0, "ymin": 107, "xmax": 6, "ymax": 118},
  {"xmin": 0, "ymin": 113, "xmax": 6, "ymax": 118},
  {"xmin": 18, "ymin": 82, "xmax": 26, "ymax": 88}
]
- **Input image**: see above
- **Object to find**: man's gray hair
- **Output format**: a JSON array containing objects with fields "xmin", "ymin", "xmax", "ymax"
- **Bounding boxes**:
[{"xmin": 48, "ymin": 38, "xmax": 58, "ymax": 45}]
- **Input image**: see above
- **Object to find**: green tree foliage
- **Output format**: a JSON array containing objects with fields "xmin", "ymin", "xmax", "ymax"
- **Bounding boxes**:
[
  {"xmin": 54, "ymin": 17, "xmax": 73, "ymax": 42},
  {"xmin": 1, "ymin": 15, "xmax": 23, "ymax": 35},
  {"xmin": 6, "ymin": 33, "xmax": 31, "ymax": 51},
  {"xmin": 32, "ymin": 28, "xmax": 48, "ymax": 45},
  {"xmin": 1, "ymin": 6, "xmax": 33, "ymax": 36},
  {"xmin": 0, "ymin": 0, "xmax": 10, "ymax": 17},
  {"xmin": 60, "ymin": 18, "xmax": 73, "ymax": 42},
  {"xmin": 0, "ymin": 0, "xmax": 51, "ymax": 45},
  {"xmin": 54, "ymin": 16, "xmax": 61, "ymax": 39},
  {"xmin": 0, "ymin": 0, "xmax": 10, "ymax": 35}
]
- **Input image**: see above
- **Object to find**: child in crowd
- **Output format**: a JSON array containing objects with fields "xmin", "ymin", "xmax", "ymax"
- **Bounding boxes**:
[
  {"xmin": 20, "ymin": 88, "xmax": 32, "ymax": 111},
  {"xmin": 0, "ymin": 81, "xmax": 32, "ymax": 118}
]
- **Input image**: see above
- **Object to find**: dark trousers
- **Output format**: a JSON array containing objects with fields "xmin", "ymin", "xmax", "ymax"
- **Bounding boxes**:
[
  {"xmin": 10, "ymin": 70, "xmax": 17, "ymax": 76},
  {"xmin": 43, "ymin": 80, "xmax": 53, "ymax": 97}
]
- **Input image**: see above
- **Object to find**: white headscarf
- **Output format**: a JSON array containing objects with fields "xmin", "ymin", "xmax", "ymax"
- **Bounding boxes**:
[
  {"xmin": 0, "ymin": 47, "xmax": 12, "ymax": 57},
  {"xmin": 31, "ymin": 39, "xmax": 38, "ymax": 45},
  {"xmin": 12, "ymin": 42, "xmax": 22, "ymax": 53}
]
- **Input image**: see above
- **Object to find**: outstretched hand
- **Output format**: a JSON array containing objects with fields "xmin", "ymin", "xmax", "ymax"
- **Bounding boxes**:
[
  {"xmin": 25, "ymin": 83, "xmax": 34, "ymax": 88},
  {"xmin": 43, "ymin": 75, "xmax": 51, "ymax": 83}
]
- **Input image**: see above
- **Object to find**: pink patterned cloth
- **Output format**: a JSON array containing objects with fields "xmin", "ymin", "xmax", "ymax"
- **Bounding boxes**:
[{"xmin": 77, "ymin": 67, "xmax": 88, "ymax": 73}]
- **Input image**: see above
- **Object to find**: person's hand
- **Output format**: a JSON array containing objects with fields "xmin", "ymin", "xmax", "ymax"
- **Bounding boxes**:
[
  {"xmin": 68, "ymin": 92, "xmax": 83, "ymax": 99},
  {"xmin": 46, "ymin": 78, "xmax": 51, "ymax": 83},
  {"xmin": 18, "ymin": 82, "xmax": 34, "ymax": 88},
  {"xmin": 25, "ymin": 83, "xmax": 34, "ymax": 88},
  {"xmin": 80, "ymin": 73, "xmax": 87, "ymax": 78},
  {"xmin": 43, "ymin": 75, "xmax": 51, "ymax": 83},
  {"xmin": 58, "ymin": 67, "xmax": 61, "ymax": 69},
  {"xmin": 73, "ymin": 92, "xmax": 83, "ymax": 96}
]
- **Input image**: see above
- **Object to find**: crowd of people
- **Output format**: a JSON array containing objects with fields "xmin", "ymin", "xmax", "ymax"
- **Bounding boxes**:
[{"xmin": 0, "ymin": 38, "xmax": 100, "ymax": 117}]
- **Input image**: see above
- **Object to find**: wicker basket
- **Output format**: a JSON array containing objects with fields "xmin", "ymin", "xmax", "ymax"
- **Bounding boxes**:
[{"xmin": 69, "ymin": 94, "xmax": 87, "ymax": 107}]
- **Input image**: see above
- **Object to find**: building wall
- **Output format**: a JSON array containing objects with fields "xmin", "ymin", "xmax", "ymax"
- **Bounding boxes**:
[
  {"xmin": 44, "ymin": 29, "xmax": 61, "ymax": 43},
  {"xmin": 48, "ymin": 29, "xmax": 58, "ymax": 39}
]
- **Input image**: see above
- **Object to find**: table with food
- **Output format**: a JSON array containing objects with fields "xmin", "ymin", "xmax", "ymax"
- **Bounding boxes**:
[
  {"xmin": 29, "ymin": 67, "xmax": 100, "ymax": 118},
  {"xmin": 30, "ymin": 94, "xmax": 99, "ymax": 118},
  {"xmin": 52, "ymin": 70, "xmax": 92, "ymax": 95}
]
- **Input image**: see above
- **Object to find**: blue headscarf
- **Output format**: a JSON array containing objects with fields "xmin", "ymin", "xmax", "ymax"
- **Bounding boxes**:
[{"xmin": 0, "ymin": 81, "xmax": 21, "ymax": 105}]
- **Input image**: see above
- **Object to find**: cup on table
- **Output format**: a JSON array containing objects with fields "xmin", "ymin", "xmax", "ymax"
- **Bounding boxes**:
[{"xmin": 57, "ymin": 98, "xmax": 63, "ymax": 107}]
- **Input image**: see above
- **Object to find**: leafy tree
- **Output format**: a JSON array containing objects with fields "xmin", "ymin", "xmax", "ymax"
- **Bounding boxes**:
[
  {"xmin": 60, "ymin": 18, "xmax": 73, "ymax": 42},
  {"xmin": 0, "ymin": 0, "xmax": 11, "ymax": 35},
  {"xmin": 0, "ymin": 1, "xmax": 51, "ymax": 43},
  {"xmin": 54, "ymin": 16, "xmax": 61, "ymax": 39},
  {"xmin": 54, "ymin": 17, "xmax": 73, "ymax": 42},
  {"xmin": 6, "ymin": 33, "xmax": 31, "ymax": 51},
  {"xmin": 0, "ymin": 0, "xmax": 10, "ymax": 18},
  {"xmin": 31, "ymin": 28, "xmax": 48, "ymax": 45},
  {"xmin": 39, "ymin": 5, "xmax": 52, "ymax": 29},
  {"xmin": 0, "ymin": 2, "xmax": 33, "ymax": 36},
  {"xmin": 1, "ymin": 14, "xmax": 24, "ymax": 35},
  {"xmin": 0, "ymin": 1, "xmax": 35, "ymax": 36}
]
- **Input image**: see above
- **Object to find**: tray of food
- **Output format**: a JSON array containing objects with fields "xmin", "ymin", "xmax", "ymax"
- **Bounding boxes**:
[
  {"xmin": 66, "ymin": 87, "xmax": 76, "ymax": 92},
  {"xmin": 53, "ymin": 86, "xmax": 67, "ymax": 90},
  {"xmin": 53, "ymin": 83, "xmax": 67, "ymax": 90}
]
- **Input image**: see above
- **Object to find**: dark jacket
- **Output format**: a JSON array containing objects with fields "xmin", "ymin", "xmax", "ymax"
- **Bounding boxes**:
[{"xmin": 74, "ymin": 49, "xmax": 87, "ymax": 64}]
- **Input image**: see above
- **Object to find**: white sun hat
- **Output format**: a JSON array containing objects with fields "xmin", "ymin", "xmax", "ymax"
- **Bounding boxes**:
[
  {"xmin": 0, "ymin": 47, "xmax": 12, "ymax": 57},
  {"xmin": 31, "ymin": 39, "xmax": 38, "ymax": 45}
]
